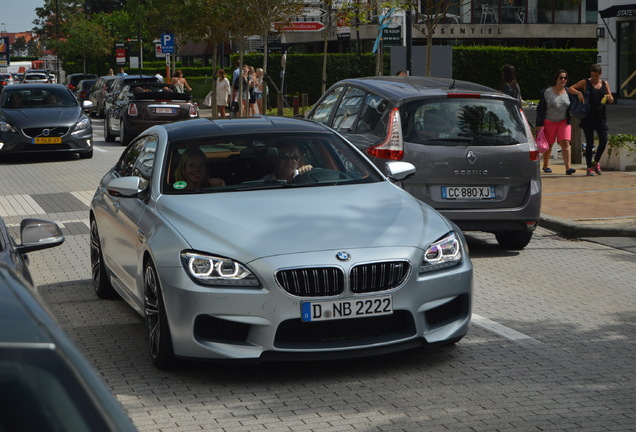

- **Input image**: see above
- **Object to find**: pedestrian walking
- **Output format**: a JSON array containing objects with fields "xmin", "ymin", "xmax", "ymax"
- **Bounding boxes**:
[
  {"xmin": 254, "ymin": 68, "xmax": 265, "ymax": 115},
  {"xmin": 535, "ymin": 69, "xmax": 576, "ymax": 175},
  {"xmin": 215, "ymin": 68, "xmax": 231, "ymax": 118},
  {"xmin": 118, "ymin": 67, "xmax": 127, "ymax": 76},
  {"xmin": 568, "ymin": 64, "xmax": 615, "ymax": 176},
  {"xmin": 233, "ymin": 65, "xmax": 249, "ymax": 117},
  {"xmin": 248, "ymin": 66, "xmax": 257, "ymax": 116},
  {"xmin": 501, "ymin": 64, "xmax": 522, "ymax": 103}
]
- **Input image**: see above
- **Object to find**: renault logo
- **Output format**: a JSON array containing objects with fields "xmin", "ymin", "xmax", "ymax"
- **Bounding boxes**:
[
  {"xmin": 466, "ymin": 150, "xmax": 476, "ymax": 164},
  {"xmin": 336, "ymin": 251, "xmax": 350, "ymax": 261}
]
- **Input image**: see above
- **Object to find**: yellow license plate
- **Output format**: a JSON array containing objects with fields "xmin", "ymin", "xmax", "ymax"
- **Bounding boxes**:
[{"xmin": 34, "ymin": 137, "xmax": 62, "ymax": 144}]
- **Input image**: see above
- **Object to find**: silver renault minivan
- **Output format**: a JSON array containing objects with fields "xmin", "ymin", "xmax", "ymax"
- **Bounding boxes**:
[{"xmin": 307, "ymin": 76, "xmax": 541, "ymax": 250}]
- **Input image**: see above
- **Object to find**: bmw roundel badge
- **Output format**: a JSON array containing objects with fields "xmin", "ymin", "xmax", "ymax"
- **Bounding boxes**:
[{"xmin": 336, "ymin": 251, "xmax": 350, "ymax": 261}]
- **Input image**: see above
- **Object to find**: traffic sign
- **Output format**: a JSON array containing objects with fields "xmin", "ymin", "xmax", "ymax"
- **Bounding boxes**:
[
  {"xmin": 160, "ymin": 33, "xmax": 174, "ymax": 53},
  {"xmin": 274, "ymin": 21, "xmax": 325, "ymax": 32},
  {"xmin": 382, "ymin": 27, "xmax": 402, "ymax": 46},
  {"xmin": 115, "ymin": 43, "xmax": 126, "ymax": 65},
  {"xmin": 301, "ymin": 7, "xmax": 327, "ymax": 18}
]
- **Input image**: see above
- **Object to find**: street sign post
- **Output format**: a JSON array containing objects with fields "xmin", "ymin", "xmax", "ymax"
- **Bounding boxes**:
[
  {"xmin": 160, "ymin": 33, "xmax": 174, "ymax": 53},
  {"xmin": 115, "ymin": 43, "xmax": 126, "ymax": 65}
]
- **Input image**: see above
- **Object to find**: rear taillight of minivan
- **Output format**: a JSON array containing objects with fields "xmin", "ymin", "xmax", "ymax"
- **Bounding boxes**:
[
  {"xmin": 520, "ymin": 108, "xmax": 541, "ymax": 162},
  {"xmin": 367, "ymin": 107, "xmax": 404, "ymax": 160}
]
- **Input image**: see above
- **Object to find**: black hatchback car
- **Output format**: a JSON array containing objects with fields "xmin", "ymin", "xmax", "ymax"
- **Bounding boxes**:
[
  {"xmin": 65, "ymin": 73, "xmax": 98, "ymax": 91},
  {"xmin": 307, "ymin": 76, "xmax": 541, "ymax": 250},
  {"xmin": 104, "ymin": 83, "xmax": 198, "ymax": 145}
]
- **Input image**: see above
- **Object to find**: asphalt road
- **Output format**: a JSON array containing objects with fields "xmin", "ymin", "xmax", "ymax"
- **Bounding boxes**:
[{"xmin": 2, "ymin": 119, "xmax": 635, "ymax": 432}]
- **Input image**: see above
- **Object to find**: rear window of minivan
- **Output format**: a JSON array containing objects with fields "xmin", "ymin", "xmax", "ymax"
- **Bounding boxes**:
[{"xmin": 404, "ymin": 98, "xmax": 528, "ymax": 146}]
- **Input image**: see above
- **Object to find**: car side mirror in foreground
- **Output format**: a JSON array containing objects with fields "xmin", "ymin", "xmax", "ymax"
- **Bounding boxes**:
[
  {"xmin": 17, "ymin": 219, "xmax": 65, "ymax": 254},
  {"xmin": 106, "ymin": 176, "xmax": 146, "ymax": 198},
  {"xmin": 82, "ymin": 100, "xmax": 94, "ymax": 111},
  {"xmin": 385, "ymin": 161, "xmax": 416, "ymax": 182}
]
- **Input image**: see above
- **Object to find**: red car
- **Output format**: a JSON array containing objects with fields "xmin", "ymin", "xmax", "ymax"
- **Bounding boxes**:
[{"xmin": 104, "ymin": 83, "xmax": 199, "ymax": 145}]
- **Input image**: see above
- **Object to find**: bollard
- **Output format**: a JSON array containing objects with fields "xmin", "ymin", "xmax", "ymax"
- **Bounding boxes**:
[
  {"xmin": 302, "ymin": 94, "xmax": 309, "ymax": 115},
  {"xmin": 293, "ymin": 96, "xmax": 299, "ymax": 116},
  {"xmin": 277, "ymin": 92, "xmax": 283, "ymax": 116}
]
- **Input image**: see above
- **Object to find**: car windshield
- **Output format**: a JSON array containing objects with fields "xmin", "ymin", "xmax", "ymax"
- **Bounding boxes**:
[
  {"xmin": 163, "ymin": 132, "xmax": 381, "ymax": 194},
  {"xmin": 0, "ymin": 88, "xmax": 78, "ymax": 109},
  {"xmin": 405, "ymin": 98, "xmax": 528, "ymax": 146}
]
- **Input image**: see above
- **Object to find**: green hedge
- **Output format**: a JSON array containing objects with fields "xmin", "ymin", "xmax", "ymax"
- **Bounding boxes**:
[
  {"xmin": 64, "ymin": 47, "xmax": 596, "ymax": 105},
  {"xmin": 452, "ymin": 46, "xmax": 596, "ymax": 101}
]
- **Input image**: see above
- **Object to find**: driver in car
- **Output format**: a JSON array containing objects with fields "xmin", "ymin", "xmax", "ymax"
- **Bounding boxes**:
[{"xmin": 262, "ymin": 142, "xmax": 313, "ymax": 182}]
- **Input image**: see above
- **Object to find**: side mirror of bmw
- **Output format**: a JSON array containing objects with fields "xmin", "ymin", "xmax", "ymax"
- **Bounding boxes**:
[
  {"xmin": 106, "ymin": 176, "xmax": 146, "ymax": 198},
  {"xmin": 385, "ymin": 161, "xmax": 416, "ymax": 181},
  {"xmin": 16, "ymin": 219, "xmax": 65, "ymax": 254}
]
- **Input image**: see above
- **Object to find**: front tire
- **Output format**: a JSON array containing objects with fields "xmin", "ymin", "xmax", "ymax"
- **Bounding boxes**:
[
  {"xmin": 104, "ymin": 116, "xmax": 116, "ymax": 142},
  {"xmin": 495, "ymin": 230, "xmax": 533, "ymax": 250},
  {"xmin": 90, "ymin": 219, "xmax": 117, "ymax": 299},
  {"xmin": 144, "ymin": 261, "xmax": 176, "ymax": 369},
  {"xmin": 120, "ymin": 119, "xmax": 131, "ymax": 146}
]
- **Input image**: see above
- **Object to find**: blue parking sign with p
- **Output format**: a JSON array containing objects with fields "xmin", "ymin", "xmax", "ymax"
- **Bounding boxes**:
[{"xmin": 161, "ymin": 33, "xmax": 174, "ymax": 53}]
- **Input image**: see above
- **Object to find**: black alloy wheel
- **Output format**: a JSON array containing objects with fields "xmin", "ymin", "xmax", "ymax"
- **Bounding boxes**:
[
  {"xmin": 120, "ymin": 119, "xmax": 131, "ymax": 146},
  {"xmin": 144, "ymin": 261, "xmax": 176, "ymax": 369},
  {"xmin": 104, "ymin": 116, "xmax": 116, "ymax": 142},
  {"xmin": 90, "ymin": 219, "xmax": 117, "ymax": 298}
]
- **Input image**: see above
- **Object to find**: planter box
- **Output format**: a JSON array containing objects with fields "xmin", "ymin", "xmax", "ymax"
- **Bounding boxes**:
[{"xmin": 599, "ymin": 144, "xmax": 636, "ymax": 171}]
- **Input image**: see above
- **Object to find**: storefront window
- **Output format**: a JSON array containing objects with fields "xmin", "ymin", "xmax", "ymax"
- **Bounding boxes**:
[
  {"xmin": 585, "ymin": 0, "xmax": 598, "ymax": 24},
  {"xmin": 618, "ymin": 21, "xmax": 636, "ymax": 100},
  {"xmin": 536, "ymin": 0, "xmax": 580, "ymax": 24}
]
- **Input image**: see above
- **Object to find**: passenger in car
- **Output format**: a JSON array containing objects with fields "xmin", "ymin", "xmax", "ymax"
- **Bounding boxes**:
[
  {"xmin": 6, "ymin": 93, "xmax": 23, "ymax": 108},
  {"xmin": 173, "ymin": 147, "xmax": 225, "ymax": 190},
  {"xmin": 262, "ymin": 142, "xmax": 313, "ymax": 182}
]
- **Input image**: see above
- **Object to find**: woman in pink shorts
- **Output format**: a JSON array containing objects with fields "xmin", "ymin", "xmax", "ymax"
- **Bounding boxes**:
[{"xmin": 535, "ymin": 69, "xmax": 576, "ymax": 175}]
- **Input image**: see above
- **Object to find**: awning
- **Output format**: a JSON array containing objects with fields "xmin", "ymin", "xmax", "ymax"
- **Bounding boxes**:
[{"xmin": 599, "ymin": 3, "xmax": 636, "ymax": 19}]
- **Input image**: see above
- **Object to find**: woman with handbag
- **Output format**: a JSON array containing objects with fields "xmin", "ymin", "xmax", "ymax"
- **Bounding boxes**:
[
  {"xmin": 535, "ymin": 69, "xmax": 576, "ymax": 175},
  {"xmin": 215, "ymin": 68, "xmax": 231, "ymax": 118},
  {"xmin": 568, "ymin": 64, "xmax": 614, "ymax": 176}
]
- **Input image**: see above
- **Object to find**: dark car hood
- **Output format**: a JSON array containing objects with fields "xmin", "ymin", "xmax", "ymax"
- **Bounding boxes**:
[{"xmin": 1, "ymin": 107, "xmax": 83, "ymax": 127}]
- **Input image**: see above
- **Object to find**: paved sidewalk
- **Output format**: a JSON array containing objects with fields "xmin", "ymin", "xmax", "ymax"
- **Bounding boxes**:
[
  {"xmin": 524, "ymin": 103, "xmax": 636, "ymax": 238},
  {"xmin": 538, "ymin": 160, "xmax": 636, "ymax": 237}
]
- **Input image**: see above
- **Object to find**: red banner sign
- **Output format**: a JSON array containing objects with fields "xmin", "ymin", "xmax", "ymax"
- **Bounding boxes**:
[{"xmin": 274, "ymin": 21, "xmax": 325, "ymax": 32}]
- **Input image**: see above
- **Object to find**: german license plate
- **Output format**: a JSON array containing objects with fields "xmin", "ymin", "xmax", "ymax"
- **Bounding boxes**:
[
  {"xmin": 33, "ymin": 137, "xmax": 62, "ymax": 144},
  {"xmin": 441, "ymin": 186, "xmax": 495, "ymax": 200},
  {"xmin": 155, "ymin": 107, "xmax": 176, "ymax": 114},
  {"xmin": 301, "ymin": 295, "xmax": 393, "ymax": 322}
]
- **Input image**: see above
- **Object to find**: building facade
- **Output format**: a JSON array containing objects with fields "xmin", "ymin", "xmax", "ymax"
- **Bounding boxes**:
[{"xmin": 597, "ymin": 1, "xmax": 636, "ymax": 104}]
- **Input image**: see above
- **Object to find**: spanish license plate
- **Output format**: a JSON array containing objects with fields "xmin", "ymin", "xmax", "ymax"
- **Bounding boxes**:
[
  {"xmin": 155, "ymin": 107, "xmax": 176, "ymax": 114},
  {"xmin": 33, "ymin": 137, "xmax": 62, "ymax": 144},
  {"xmin": 441, "ymin": 186, "xmax": 495, "ymax": 200},
  {"xmin": 301, "ymin": 295, "xmax": 393, "ymax": 322}
]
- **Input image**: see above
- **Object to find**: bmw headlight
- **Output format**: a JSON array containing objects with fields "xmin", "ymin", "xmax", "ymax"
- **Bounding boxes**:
[
  {"xmin": 0, "ymin": 121, "xmax": 16, "ymax": 133},
  {"xmin": 180, "ymin": 251, "xmax": 260, "ymax": 287},
  {"xmin": 73, "ymin": 117, "xmax": 91, "ymax": 133},
  {"xmin": 420, "ymin": 232, "xmax": 462, "ymax": 273}
]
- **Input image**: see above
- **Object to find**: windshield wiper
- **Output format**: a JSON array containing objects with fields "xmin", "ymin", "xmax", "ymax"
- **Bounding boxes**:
[{"xmin": 233, "ymin": 180, "xmax": 287, "ymax": 191}]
